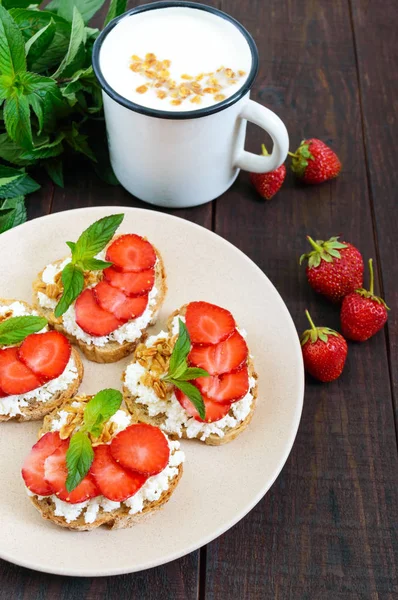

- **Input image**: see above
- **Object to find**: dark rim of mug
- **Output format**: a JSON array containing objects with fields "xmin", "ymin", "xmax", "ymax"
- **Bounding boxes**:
[{"xmin": 92, "ymin": 1, "xmax": 259, "ymax": 120}]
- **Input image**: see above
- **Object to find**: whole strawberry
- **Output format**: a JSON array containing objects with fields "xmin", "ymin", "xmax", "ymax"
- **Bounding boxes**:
[
  {"xmin": 301, "ymin": 310, "xmax": 347, "ymax": 382},
  {"xmin": 341, "ymin": 259, "xmax": 389, "ymax": 341},
  {"xmin": 290, "ymin": 138, "xmax": 341, "ymax": 184},
  {"xmin": 300, "ymin": 235, "xmax": 364, "ymax": 303},
  {"xmin": 250, "ymin": 144, "xmax": 286, "ymax": 200}
]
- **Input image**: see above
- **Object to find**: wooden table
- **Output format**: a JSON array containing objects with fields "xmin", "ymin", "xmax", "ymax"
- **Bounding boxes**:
[{"xmin": 1, "ymin": 0, "xmax": 397, "ymax": 597}]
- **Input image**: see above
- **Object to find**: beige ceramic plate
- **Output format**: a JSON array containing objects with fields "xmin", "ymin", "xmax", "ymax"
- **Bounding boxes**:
[{"xmin": 0, "ymin": 206, "xmax": 303, "ymax": 576}]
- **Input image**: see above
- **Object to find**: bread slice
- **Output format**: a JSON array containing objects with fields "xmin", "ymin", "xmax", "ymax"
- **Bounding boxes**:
[
  {"xmin": 123, "ymin": 305, "xmax": 258, "ymax": 446},
  {"xmin": 28, "ymin": 396, "xmax": 183, "ymax": 531},
  {"xmin": 32, "ymin": 242, "xmax": 167, "ymax": 363},
  {"xmin": 0, "ymin": 298, "xmax": 84, "ymax": 422}
]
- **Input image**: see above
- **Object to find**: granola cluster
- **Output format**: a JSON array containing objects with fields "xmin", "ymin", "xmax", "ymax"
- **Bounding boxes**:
[
  {"xmin": 0, "ymin": 310, "xmax": 13, "ymax": 323},
  {"xmin": 58, "ymin": 397, "xmax": 122, "ymax": 446},
  {"xmin": 34, "ymin": 266, "xmax": 100, "ymax": 306},
  {"xmin": 134, "ymin": 336, "xmax": 176, "ymax": 399},
  {"xmin": 130, "ymin": 53, "xmax": 246, "ymax": 106}
]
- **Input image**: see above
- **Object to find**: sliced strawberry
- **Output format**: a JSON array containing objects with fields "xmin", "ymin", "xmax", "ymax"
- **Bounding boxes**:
[
  {"xmin": 104, "ymin": 266, "xmax": 155, "ymax": 297},
  {"xmin": 106, "ymin": 234, "xmax": 156, "ymax": 272},
  {"xmin": 0, "ymin": 347, "xmax": 42, "ymax": 395},
  {"xmin": 75, "ymin": 288, "xmax": 123, "ymax": 336},
  {"xmin": 22, "ymin": 432, "xmax": 67, "ymax": 496},
  {"xmin": 196, "ymin": 366, "xmax": 249, "ymax": 404},
  {"xmin": 44, "ymin": 444, "xmax": 99, "ymax": 504},
  {"xmin": 185, "ymin": 301, "xmax": 236, "ymax": 345},
  {"xmin": 93, "ymin": 281, "xmax": 148, "ymax": 322},
  {"xmin": 188, "ymin": 330, "xmax": 248, "ymax": 375},
  {"xmin": 110, "ymin": 423, "xmax": 170, "ymax": 476},
  {"xmin": 18, "ymin": 331, "xmax": 71, "ymax": 382},
  {"xmin": 175, "ymin": 387, "xmax": 232, "ymax": 423},
  {"xmin": 90, "ymin": 444, "xmax": 147, "ymax": 502}
]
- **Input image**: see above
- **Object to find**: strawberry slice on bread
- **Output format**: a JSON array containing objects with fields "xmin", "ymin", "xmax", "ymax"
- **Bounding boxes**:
[
  {"xmin": 0, "ymin": 299, "xmax": 83, "ymax": 423},
  {"xmin": 123, "ymin": 301, "xmax": 258, "ymax": 445},
  {"xmin": 32, "ymin": 215, "xmax": 167, "ymax": 364},
  {"xmin": 23, "ymin": 392, "xmax": 184, "ymax": 531}
]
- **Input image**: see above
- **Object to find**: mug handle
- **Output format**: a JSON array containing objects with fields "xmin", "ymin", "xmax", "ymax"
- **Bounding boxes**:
[{"xmin": 234, "ymin": 100, "xmax": 289, "ymax": 173}]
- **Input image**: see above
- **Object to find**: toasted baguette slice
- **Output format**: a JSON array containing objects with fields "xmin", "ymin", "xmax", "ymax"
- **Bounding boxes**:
[
  {"xmin": 123, "ymin": 304, "xmax": 258, "ymax": 446},
  {"xmin": 32, "ymin": 243, "xmax": 167, "ymax": 363},
  {"xmin": 0, "ymin": 298, "xmax": 84, "ymax": 422},
  {"xmin": 28, "ymin": 396, "xmax": 183, "ymax": 531}
]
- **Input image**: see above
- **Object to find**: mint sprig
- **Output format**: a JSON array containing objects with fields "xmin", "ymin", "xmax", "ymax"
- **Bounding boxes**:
[
  {"xmin": 65, "ymin": 388, "xmax": 122, "ymax": 493},
  {"xmin": 0, "ymin": 0, "xmax": 129, "ymax": 235},
  {"xmin": 0, "ymin": 315, "xmax": 47, "ymax": 346},
  {"xmin": 162, "ymin": 319, "xmax": 209, "ymax": 420},
  {"xmin": 54, "ymin": 213, "xmax": 124, "ymax": 317}
]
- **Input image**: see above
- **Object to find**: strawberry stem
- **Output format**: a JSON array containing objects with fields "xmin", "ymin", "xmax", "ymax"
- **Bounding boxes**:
[
  {"xmin": 288, "ymin": 151, "xmax": 298, "ymax": 158},
  {"xmin": 261, "ymin": 144, "xmax": 269, "ymax": 156},
  {"xmin": 305, "ymin": 310, "xmax": 317, "ymax": 332},
  {"xmin": 368, "ymin": 258, "xmax": 374, "ymax": 295},
  {"xmin": 306, "ymin": 236, "xmax": 323, "ymax": 253}
]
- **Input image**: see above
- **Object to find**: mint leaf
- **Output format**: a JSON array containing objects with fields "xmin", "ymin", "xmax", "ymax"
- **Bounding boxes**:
[
  {"xmin": 0, "ymin": 4, "xmax": 26, "ymax": 77},
  {"xmin": 0, "ymin": 74, "xmax": 13, "ymax": 101},
  {"xmin": 171, "ymin": 380, "xmax": 206, "ymax": 420},
  {"xmin": 83, "ymin": 389, "xmax": 122, "ymax": 436},
  {"xmin": 25, "ymin": 19, "xmax": 56, "ymax": 68},
  {"xmin": 52, "ymin": 7, "xmax": 86, "ymax": 79},
  {"xmin": 58, "ymin": 0, "xmax": 106, "ymax": 24},
  {"xmin": 0, "ymin": 315, "xmax": 47, "ymax": 345},
  {"xmin": 4, "ymin": 94, "xmax": 32, "ymax": 149},
  {"xmin": 64, "ymin": 123, "xmax": 96, "ymax": 161},
  {"xmin": 176, "ymin": 367, "xmax": 210, "ymax": 381},
  {"xmin": 0, "ymin": 165, "xmax": 40, "ymax": 198},
  {"xmin": 72, "ymin": 213, "xmax": 124, "ymax": 263},
  {"xmin": 65, "ymin": 431, "xmax": 94, "ymax": 493},
  {"xmin": 0, "ymin": 133, "xmax": 25, "ymax": 165},
  {"xmin": 0, "ymin": 196, "xmax": 26, "ymax": 232},
  {"xmin": 104, "ymin": 0, "xmax": 127, "ymax": 26},
  {"xmin": 168, "ymin": 319, "xmax": 191, "ymax": 377},
  {"xmin": 3, "ymin": 1, "xmax": 37, "ymax": 8},
  {"xmin": 54, "ymin": 262, "xmax": 84, "ymax": 317},
  {"xmin": 45, "ymin": 158, "xmax": 63, "ymax": 187},
  {"xmin": 79, "ymin": 257, "xmax": 113, "ymax": 271}
]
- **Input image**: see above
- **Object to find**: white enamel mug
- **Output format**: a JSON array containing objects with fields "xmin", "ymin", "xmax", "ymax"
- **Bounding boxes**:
[{"xmin": 93, "ymin": 2, "xmax": 289, "ymax": 209}]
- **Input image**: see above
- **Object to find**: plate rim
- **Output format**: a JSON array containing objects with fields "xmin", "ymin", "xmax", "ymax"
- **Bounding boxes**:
[{"xmin": 0, "ymin": 206, "xmax": 304, "ymax": 577}]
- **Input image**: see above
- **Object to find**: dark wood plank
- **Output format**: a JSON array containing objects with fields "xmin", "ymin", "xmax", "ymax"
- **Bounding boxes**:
[
  {"xmin": 350, "ymin": 0, "xmax": 398, "ymax": 421},
  {"xmin": 205, "ymin": 0, "xmax": 398, "ymax": 598},
  {"xmin": 0, "ymin": 551, "xmax": 198, "ymax": 600}
]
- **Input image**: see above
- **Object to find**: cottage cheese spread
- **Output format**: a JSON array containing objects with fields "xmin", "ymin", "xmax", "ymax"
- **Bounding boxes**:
[
  {"xmin": 0, "ymin": 301, "xmax": 74, "ymax": 417},
  {"xmin": 30, "ymin": 409, "xmax": 184, "ymax": 525},
  {"xmin": 37, "ymin": 254, "xmax": 161, "ymax": 347},
  {"xmin": 0, "ymin": 355, "xmax": 79, "ymax": 417},
  {"xmin": 125, "ymin": 322, "xmax": 256, "ymax": 441}
]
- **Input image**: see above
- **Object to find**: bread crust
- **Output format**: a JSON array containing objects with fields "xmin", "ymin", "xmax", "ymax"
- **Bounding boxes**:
[
  {"xmin": 27, "ymin": 397, "xmax": 183, "ymax": 531},
  {"xmin": 32, "ymin": 243, "xmax": 167, "ymax": 363},
  {"xmin": 123, "ymin": 304, "xmax": 258, "ymax": 445},
  {"xmin": 0, "ymin": 298, "xmax": 84, "ymax": 422}
]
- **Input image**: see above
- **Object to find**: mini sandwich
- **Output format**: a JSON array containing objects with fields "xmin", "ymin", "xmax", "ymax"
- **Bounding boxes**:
[
  {"xmin": 33, "ymin": 214, "xmax": 167, "ymax": 363},
  {"xmin": 123, "ymin": 301, "xmax": 258, "ymax": 445},
  {"xmin": 22, "ymin": 389, "xmax": 184, "ymax": 531},
  {"xmin": 0, "ymin": 298, "xmax": 83, "ymax": 422}
]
